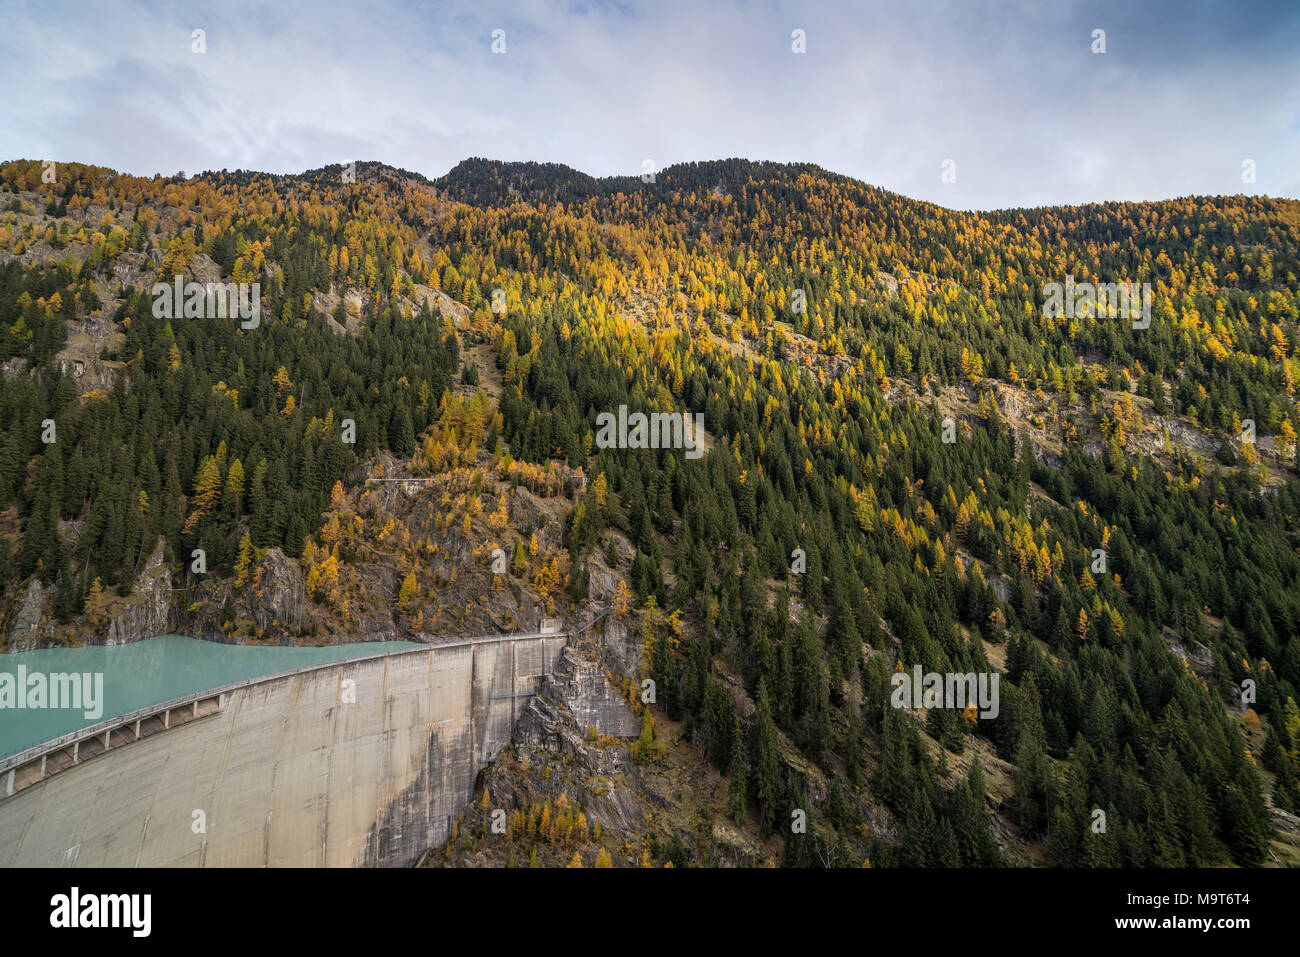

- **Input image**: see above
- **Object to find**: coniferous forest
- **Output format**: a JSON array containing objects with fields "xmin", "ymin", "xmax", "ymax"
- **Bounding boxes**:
[{"xmin": 1, "ymin": 155, "xmax": 1298, "ymax": 869}]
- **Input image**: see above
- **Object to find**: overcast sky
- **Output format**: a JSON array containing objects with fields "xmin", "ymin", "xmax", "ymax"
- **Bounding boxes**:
[{"xmin": 1, "ymin": 0, "xmax": 1296, "ymax": 210}]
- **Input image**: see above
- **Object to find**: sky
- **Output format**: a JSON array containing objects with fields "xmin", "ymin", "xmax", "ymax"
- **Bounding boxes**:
[{"xmin": 1, "ymin": 0, "xmax": 1297, "ymax": 210}]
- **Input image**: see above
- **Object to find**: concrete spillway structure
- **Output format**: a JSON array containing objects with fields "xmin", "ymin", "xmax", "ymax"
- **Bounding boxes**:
[{"xmin": 0, "ymin": 633, "xmax": 566, "ymax": 867}]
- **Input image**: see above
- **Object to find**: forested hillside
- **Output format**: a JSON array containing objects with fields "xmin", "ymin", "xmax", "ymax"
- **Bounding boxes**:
[{"xmin": 2, "ymin": 156, "xmax": 1298, "ymax": 867}]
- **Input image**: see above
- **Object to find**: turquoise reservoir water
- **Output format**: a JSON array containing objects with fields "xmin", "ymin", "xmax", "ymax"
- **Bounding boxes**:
[{"xmin": 0, "ymin": 634, "xmax": 422, "ymax": 760}]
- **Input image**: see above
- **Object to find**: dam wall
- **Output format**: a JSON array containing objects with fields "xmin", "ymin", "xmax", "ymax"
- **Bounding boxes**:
[{"xmin": 0, "ymin": 633, "xmax": 566, "ymax": 867}]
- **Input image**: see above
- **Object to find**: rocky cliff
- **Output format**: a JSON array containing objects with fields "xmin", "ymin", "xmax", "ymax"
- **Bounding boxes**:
[
  {"xmin": 103, "ymin": 543, "xmax": 173, "ymax": 646},
  {"xmin": 180, "ymin": 546, "xmax": 307, "ymax": 644},
  {"xmin": 4, "ymin": 579, "xmax": 46, "ymax": 652},
  {"xmin": 3, "ymin": 542, "xmax": 174, "ymax": 651}
]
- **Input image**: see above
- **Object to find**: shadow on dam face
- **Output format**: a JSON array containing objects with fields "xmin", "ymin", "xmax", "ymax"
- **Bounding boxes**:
[{"xmin": 0, "ymin": 634, "xmax": 566, "ymax": 868}]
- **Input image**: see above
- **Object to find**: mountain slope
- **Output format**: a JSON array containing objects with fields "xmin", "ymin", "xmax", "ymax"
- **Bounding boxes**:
[{"xmin": 1, "ymin": 156, "xmax": 1298, "ymax": 867}]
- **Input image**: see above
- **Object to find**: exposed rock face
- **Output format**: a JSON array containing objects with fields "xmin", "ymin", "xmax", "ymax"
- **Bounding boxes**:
[
  {"xmin": 249, "ymin": 547, "xmax": 305, "ymax": 634},
  {"xmin": 595, "ymin": 615, "xmax": 639, "ymax": 680},
  {"xmin": 332, "ymin": 472, "xmax": 562, "ymax": 638},
  {"xmin": 1030, "ymin": 445, "xmax": 1064, "ymax": 471},
  {"xmin": 181, "ymin": 546, "xmax": 313, "ymax": 644},
  {"xmin": 52, "ymin": 307, "xmax": 125, "ymax": 394},
  {"xmin": 544, "ymin": 648, "xmax": 641, "ymax": 738},
  {"xmin": 3, "ymin": 544, "xmax": 172, "ymax": 651},
  {"xmin": 587, "ymin": 560, "xmax": 617, "ymax": 606},
  {"xmin": 504, "ymin": 647, "xmax": 647, "ymax": 835},
  {"xmin": 448, "ymin": 639, "xmax": 775, "ymax": 868},
  {"xmin": 1161, "ymin": 625, "xmax": 1214, "ymax": 672},
  {"xmin": 6, "ymin": 579, "xmax": 47, "ymax": 652},
  {"xmin": 576, "ymin": 541, "xmax": 641, "ymax": 679},
  {"xmin": 508, "ymin": 488, "xmax": 563, "ymax": 552},
  {"xmin": 581, "ymin": 560, "xmax": 639, "ymax": 677},
  {"xmin": 104, "ymin": 542, "xmax": 172, "ymax": 645},
  {"xmin": 1157, "ymin": 415, "xmax": 1220, "ymax": 456},
  {"xmin": 348, "ymin": 610, "xmax": 401, "ymax": 643}
]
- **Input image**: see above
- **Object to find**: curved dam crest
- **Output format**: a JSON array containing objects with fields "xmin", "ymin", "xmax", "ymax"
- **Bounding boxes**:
[
  {"xmin": 0, "ymin": 633, "xmax": 566, "ymax": 867},
  {"xmin": 0, "ymin": 635, "xmax": 425, "ymax": 759}
]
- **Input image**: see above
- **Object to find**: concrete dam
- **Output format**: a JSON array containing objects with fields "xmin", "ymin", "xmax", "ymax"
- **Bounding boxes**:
[{"xmin": 0, "ymin": 632, "xmax": 566, "ymax": 867}]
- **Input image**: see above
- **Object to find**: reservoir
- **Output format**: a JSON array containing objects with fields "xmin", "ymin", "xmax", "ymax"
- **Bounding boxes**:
[{"xmin": 0, "ymin": 634, "xmax": 422, "ymax": 760}]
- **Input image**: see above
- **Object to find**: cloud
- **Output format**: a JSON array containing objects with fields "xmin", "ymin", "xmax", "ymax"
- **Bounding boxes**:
[{"xmin": 1, "ymin": 0, "xmax": 1295, "ymax": 209}]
